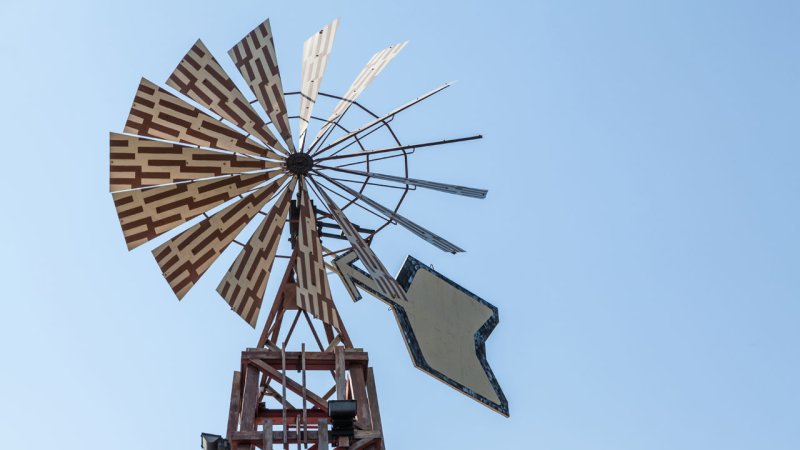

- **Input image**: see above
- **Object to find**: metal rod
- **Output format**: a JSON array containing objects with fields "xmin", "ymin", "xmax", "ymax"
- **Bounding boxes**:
[{"xmin": 316, "ymin": 135, "xmax": 482, "ymax": 162}]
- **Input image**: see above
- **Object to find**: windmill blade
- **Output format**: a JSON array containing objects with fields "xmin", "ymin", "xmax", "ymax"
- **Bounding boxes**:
[
  {"xmin": 315, "ymin": 172, "xmax": 464, "ymax": 254},
  {"xmin": 294, "ymin": 181, "xmax": 341, "ymax": 330},
  {"xmin": 113, "ymin": 171, "xmax": 278, "ymax": 250},
  {"xmin": 229, "ymin": 19, "xmax": 296, "ymax": 153},
  {"xmin": 306, "ymin": 41, "xmax": 407, "ymax": 153},
  {"xmin": 297, "ymin": 19, "xmax": 339, "ymax": 150},
  {"xmin": 153, "ymin": 175, "xmax": 288, "ymax": 299},
  {"xmin": 217, "ymin": 180, "xmax": 296, "ymax": 327},
  {"xmin": 311, "ymin": 82, "xmax": 453, "ymax": 157},
  {"xmin": 124, "ymin": 78, "xmax": 280, "ymax": 159},
  {"xmin": 167, "ymin": 39, "xmax": 288, "ymax": 155},
  {"xmin": 110, "ymin": 133, "xmax": 279, "ymax": 192},
  {"xmin": 310, "ymin": 178, "xmax": 408, "ymax": 303},
  {"xmin": 319, "ymin": 166, "xmax": 487, "ymax": 199}
]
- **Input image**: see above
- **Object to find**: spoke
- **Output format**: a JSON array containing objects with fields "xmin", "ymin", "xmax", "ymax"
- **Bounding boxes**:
[
  {"xmin": 167, "ymin": 39, "xmax": 288, "ymax": 155},
  {"xmin": 217, "ymin": 179, "xmax": 297, "ymax": 327},
  {"xmin": 229, "ymin": 19, "xmax": 297, "ymax": 153},
  {"xmin": 305, "ymin": 41, "xmax": 408, "ymax": 154},
  {"xmin": 310, "ymin": 82, "xmax": 452, "ymax": 158},
  {"xmin": 315, "ymin": 135, "xmax": 483, "ymax": 163},
  {"xmin": 313, "ymin": 171, "xmax": 464, "ymax": 253},
  {"xmin": 318, "ymin": 166, "xmax": 487, "ymax": 199},
  {"xmin": 110, "ymin": 133, "xmax": 280, "ymax": 192},
  {"xmin": 153, "ymin": 175, "xmax": 288, "ymax": 299},
  {"xmin": 297, "ymin": 19, "xmax": 339, "ymax": 151},
  {"xmin": 309, "ymin": 178, "xmax": 409, "ymax": 303},
  {"xmin": 113, "ymin": 171, "xmax": 280, "ymax": 250},
  {"xmin": 124, "ymin": 78, "xmax": 280, "ymax": 159}
]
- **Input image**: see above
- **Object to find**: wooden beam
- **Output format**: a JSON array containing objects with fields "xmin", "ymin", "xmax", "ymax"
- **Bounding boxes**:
[
  {"xmin": 349, "ymin": 368, "xmax": 371, "ymax": 430},
  {"xmin": 366, "ymin": 368, "xmax": 385, "ymax": 450},
  {"xmin": 249, "ymin": 359, "xmax": 328, "ymax": 411},
  {"xmin": 318, "ymin": 419, "xmax": 329, "ymax": 448},
  {"xmin": 226, "ymin": 371, "xmax": 243, "ymax": 439},
  {"xmin": 334, "ymin": 346, "xmax": 346, "ymax": 399},
  {"xmin": 229, "ymin": 429, "xmax": 379, "ymax": 444},
  {"xmin": 240, "ymin": 365, "xmax": 262, "ymax": 450},
  {"xmin": 262, "ymin": 419, "xmax": 273, "ymax": 449}
]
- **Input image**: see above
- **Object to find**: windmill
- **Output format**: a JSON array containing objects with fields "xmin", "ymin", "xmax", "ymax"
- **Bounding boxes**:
[{"xmin": 111, "ymin": 18, "xmax": 508, "ymax": 449}]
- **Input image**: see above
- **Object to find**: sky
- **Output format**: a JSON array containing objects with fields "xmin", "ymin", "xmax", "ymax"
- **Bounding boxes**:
[{"xmin": 1, "ymin": 1, "xmax": 799, "ymax": 449}]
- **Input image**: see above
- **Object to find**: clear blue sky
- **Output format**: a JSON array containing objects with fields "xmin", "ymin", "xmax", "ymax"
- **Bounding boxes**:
[{"xmin": 1, "ymin": 1, "xmax": 798, "ymax": 449}]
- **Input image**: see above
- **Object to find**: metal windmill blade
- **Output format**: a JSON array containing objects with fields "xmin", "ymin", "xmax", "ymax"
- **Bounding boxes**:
[{"xmin": 111, "ymin": 18, "xmax": 509, "ymax": 450}]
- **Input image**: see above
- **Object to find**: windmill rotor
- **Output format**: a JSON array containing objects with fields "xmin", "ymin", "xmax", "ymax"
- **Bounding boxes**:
[{"xmin": 111, "ymin": 17, "xmax": 509, "ymax": 448}]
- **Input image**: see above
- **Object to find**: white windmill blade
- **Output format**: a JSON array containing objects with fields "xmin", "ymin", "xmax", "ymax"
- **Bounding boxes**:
[
  {"xmin": 314, "ymin": 171, "xmax": 465, "ymax": 253},
  {"xmin": 167, "ymin": 39, "xmax": 288, "ymax": 155},
  {"xmin": 309, "ymin": 178, "xmax": 409, "ymax": 303},
  {"xmin": 153, "ymin": 174, "xmax": 289, "ymax": 299},
  {"xmin": 229, "ymin": 19, "xmax": 297, "ymax": 153},
  {"xmin": 124, "ymin": 78, "xmax": 281, "ymax": 160},
  {"xmin": 217, "ymin": 179, "xmax": 297, "ymax": 327},
  {"xmin": 109, "ymin": 133, "xmax": 280, "ymax": 192},
  {"xmin": 310, "ymin": 81, "xmax": 454, "ymax": 157},
  {"xmin": 318, "ymin": 165, "xmax": 488, "ymax": 199},
  {"xmin": 297, "ymin": 18, "xmax": 340, "ymax": 151},
  {"xmin": 305, "ymin": 41, "xmax": 408, "ymax": 154}
]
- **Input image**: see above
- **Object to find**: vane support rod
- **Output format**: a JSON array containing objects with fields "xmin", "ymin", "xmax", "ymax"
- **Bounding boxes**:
[{"xmin": 315, "ymin": 135, "xmax": 483, "ymax": 162}]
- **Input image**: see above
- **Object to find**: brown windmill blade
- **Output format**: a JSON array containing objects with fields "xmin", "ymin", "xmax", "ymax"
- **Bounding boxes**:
[
  {"xmin": 109, "ymin": 133, "xmax": 280, "ymax": 192},
  {"xmin": 217, "ymin": 179, "xmax": 297, "ymax": 327},
  {"xmin": 153, "ymin": 175, "xmax": 288, "ymax": 299},
  {"xmin": 167, "ymin": 39, "xmax": 288, "ymax": 155},
  {"xmin": 294, "ymin": 180, "xmax": 341, "ymax": 330},
  {"xmin": 112, "ymin": 171, "xmax": 279, "ymax": 250},
  {"xmin": 229, "ymin": 19, "xmax": 296, "ymax": 153},
  {"xmin": 315, "ymin": 171, "xmax": 465, "ymax": 253},
  {"xmin": 310, "ymin": 178, "xmax": 409, "ymax": 303},
  {"xmin": 305, "ymin": 41, "xmax": 407, "ymax": 154},
  {"xmin": 297, "ymin": 18, "xmax": 339, "ymax": 151},
  {"xmin": 124, "ymin": 78, "xmax": 281, "ymax": 160}
]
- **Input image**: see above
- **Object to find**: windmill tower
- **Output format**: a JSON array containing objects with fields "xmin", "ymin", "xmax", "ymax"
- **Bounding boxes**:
[{"xmin": 111, "ymin": 18, "xmax": 508, "ymax": 449}]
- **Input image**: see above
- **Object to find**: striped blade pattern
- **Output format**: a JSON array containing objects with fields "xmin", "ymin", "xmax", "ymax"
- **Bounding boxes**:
[
  {"xmin": 110, "ymin": 133, "xmax": 279, "ymax": 192},
  {"xmin": 229, "ymin": 19, "xmax": 296, "ymax": 153},
  {"xmin": 307, "ymin": 41, "xmax": 407, "ymax": 152},
  {"xmin": 153, "ymin": 175, "xmax": 287, "ymax": 299},
  {"xmin": 295, "ymin": 182, "xmax": 340, "ymax": 330},
  {"xmin": 297, "ymin": 18, "xmax": 339, "ymax": 150},
  {"xmin": 217, "ymin": 180, "xmax": 296, "ymax": 327},
  {"xmin": 327, "ymin": 167, "xmax": 487, "ymax": 198},
  {"xmin": 312, "ymin": 181, "xmax": 408, "ymax": 303},
  {"xmin": 319, "ymin": 174, "xmax": 464, "ymax": 253},
  {"xmin": 113, "ymin": 171, "xmax": 277, "ymax": 250},
  {"xmin": 124, "ymin": 78, "xmax": 275, "ymax": 159},
  {"xmin": 167, "ymin": 40, "xmax": 288, "ymax": 154}
]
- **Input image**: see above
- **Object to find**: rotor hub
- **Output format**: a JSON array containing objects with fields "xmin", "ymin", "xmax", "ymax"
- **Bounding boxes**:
[{"xmin": 285, "ymin": 152, "xmax": 314, "ymax": 176}]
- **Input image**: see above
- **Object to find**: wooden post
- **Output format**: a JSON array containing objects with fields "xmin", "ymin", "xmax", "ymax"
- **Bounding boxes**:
[
  {"xmin": 317, "ymin": 419, "xmax": 328, "ymax": 448},
  {"xmin": 301, "ymin": 344, "xmax": 308, "ymax": 448},
  {"xmin": 334, "ymin": 346, "xmax": 346, "ymax": 400},
  {"xmin": 263, "ymin": 419, "xmax": 273, "ymax": 449},
  {"xmin": 226, "ymin": 371, "xmax": 243, "ymax": 439},
  {"xmin": 240, "ymin": 365, "xmax": 261, "ymax": 450},
  {"xmin": 366, "ymin": 368, "xmax": 385, "ymax": 450},
  {"xmin": 281, "ymin": 346, "xmax": 288, "ymax": 450}
]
